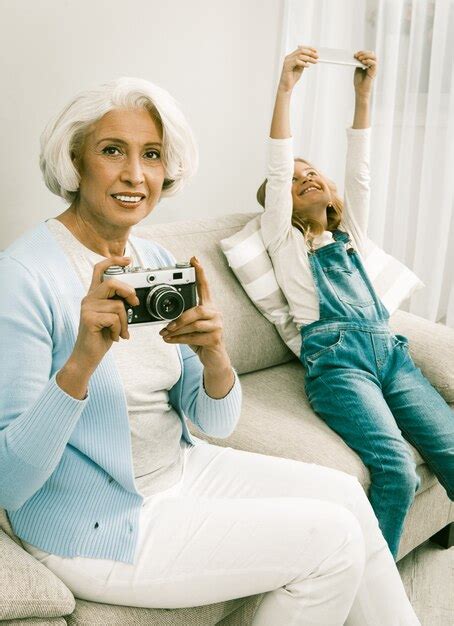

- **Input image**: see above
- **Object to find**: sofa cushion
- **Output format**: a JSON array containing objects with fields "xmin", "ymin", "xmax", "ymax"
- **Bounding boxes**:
[
  {"xmin": 188, "ymin": 360, "xmax": 437, "ymax": 496},
  {"xmin": 134, "ymin": 215, "xmax": 294, "ymax": 375},
  {"xmin": 65, "ymin": 595, "xmax": 256, "ymax": 625},
  {"xmin": 2, "ymin": 617, "xmax": 66, "ymax": 626},
  {"xmin": 0, "ymin": 530, "xmax": 75, "ymax": 621},
  {"xmin": 0, "ymin": 508, "xmax": 23, "ymax": 547},
  {"xmin": 0, "ymin": 619, "xmax": 67, "ymax": 624},
  {"xmin": 218, "ymin": 215, "xmax": 301, "ymax": 355},
  {"xmin": 389, "ymin": 310, "xmax": 454, "ymax": 403}
]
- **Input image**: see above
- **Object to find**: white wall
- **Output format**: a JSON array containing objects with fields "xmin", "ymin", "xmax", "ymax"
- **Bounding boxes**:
[{"xmin": 0, "ymin": 0, "xmax": 284, "ymax": 249}]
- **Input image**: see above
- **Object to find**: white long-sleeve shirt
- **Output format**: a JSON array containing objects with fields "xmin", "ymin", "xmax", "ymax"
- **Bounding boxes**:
[{"xmin": 260, "ymin": 128, "xmax": 371, "ymax": 327}]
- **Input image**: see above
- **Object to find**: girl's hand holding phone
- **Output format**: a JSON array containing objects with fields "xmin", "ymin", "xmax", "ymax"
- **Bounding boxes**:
[
  {"xmin": 278, "ymin": 46, "xmax": 318, "ymax": 93},
  {"xmin": 353, "ymin": 51, "xmax": 378, "ymax": 98}
]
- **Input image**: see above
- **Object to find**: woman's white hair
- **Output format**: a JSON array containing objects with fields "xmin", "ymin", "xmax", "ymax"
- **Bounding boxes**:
[{"xmin": 39, "ymin": 77, "xmax": 199, "ymax": 203}]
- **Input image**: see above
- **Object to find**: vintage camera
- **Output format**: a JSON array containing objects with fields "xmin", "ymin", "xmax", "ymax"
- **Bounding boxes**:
[{"xmin": 102, "ymin": 262, "xmax": 197, "ymax": 326}]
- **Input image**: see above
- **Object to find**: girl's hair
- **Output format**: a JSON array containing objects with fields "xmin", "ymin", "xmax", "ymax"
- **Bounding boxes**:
[
  {"xmin": 256, "ymin": 157, "xmax": 343, "ymax": 240},
  {"xmin": 40, "ymin": 77, "xmax": 199, "ymax": 203}
]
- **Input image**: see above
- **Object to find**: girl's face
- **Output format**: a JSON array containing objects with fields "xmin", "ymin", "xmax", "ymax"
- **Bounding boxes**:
[{"xmin": 291, "ymin": 161, "xmax": 331, "ymax": 214}]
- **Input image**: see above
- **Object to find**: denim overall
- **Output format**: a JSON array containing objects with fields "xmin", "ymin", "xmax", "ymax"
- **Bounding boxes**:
[{"xmin": 300, "ymin": 230, "xmax": 454, "ymax": 559}]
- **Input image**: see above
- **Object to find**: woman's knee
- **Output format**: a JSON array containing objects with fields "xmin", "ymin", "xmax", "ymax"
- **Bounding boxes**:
[
  {"xmin": 334, "ymin": 506, "xmax": 366, "ymax": 574},
  {"xmin": 317, "ymin": 466, "xmax": 368, "ymax": 509},
  {"xmin": 292, "ymin": 499, "xmax": 366, "ymax": 573},
  {"xmin": 311, "ymin": 504, "xmax": 366, "ymax": 586}
]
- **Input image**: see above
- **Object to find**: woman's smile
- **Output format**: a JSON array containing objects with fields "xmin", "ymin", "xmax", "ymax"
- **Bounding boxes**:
[{"xmin": 111, "ymin": 192, "xmax": 146, "ymax": 208}]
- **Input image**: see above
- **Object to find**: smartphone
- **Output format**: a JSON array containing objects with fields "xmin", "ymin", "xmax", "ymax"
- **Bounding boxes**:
[{"xmin": 316, "ymin": 48, "xmax": 368, "ymax": 69}]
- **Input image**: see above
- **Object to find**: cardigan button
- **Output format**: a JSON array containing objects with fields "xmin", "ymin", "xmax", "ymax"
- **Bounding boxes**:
[{"xmin": 108, "ymin": 477, "xmax": 114, "ymax": 483}]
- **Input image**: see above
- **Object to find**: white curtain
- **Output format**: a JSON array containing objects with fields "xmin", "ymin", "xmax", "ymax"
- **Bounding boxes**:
[{"xmin": 282, "ymin": 0, "xmax": 454, "ymax": 326}]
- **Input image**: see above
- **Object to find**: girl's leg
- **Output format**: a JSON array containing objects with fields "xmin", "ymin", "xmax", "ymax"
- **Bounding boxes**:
[
  {"xmin": 306, "ymin": 370, "xmax": 420, "ymax": 559},
  {"xmin": 382, "ymin": 338, "xmax": 454, "ymax": 500}
]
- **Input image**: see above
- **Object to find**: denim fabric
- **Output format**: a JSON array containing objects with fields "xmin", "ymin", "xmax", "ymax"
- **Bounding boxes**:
[{"xmin": 300, "ymin": 230, "xmax": 454, "ymax": 559}]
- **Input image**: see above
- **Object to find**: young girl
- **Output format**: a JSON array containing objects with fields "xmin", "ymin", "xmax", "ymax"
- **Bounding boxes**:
[{"xmin": 259, "ymin": 46, "xmax": 454, "ymax": 560}]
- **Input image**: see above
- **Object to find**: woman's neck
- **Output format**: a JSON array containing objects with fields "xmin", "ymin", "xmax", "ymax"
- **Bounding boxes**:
[{"xmin": 55, "ymin": 207, "xmax": 129, "ymax": 258}]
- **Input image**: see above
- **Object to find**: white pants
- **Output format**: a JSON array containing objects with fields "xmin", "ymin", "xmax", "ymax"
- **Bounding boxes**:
[{"xmin": 24, "ymin": 441, "xmax": 421, "ymax": 626}]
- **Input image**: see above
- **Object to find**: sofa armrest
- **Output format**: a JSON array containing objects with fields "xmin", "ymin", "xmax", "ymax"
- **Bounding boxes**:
[
  {"xmin": 0, "ymin": 530, "xmax": 75, "ymax": 621},
  {"xmin": 389, "ymin": 310, "xmax": 454, "ymax": 403},
  {"xmin": 0, "ymin": 508, "xmax": 23, "ymax": 547}
]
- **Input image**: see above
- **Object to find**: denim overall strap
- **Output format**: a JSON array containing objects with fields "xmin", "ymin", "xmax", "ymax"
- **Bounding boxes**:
[{"xmin": 306, "ymin": 229, "xmax": 389, "ymax": 323}]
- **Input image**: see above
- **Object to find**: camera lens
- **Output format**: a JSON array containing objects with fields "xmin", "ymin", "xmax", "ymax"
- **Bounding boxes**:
[{"xmin": 146, "ymin": 286, "xmax": 185, "ymax": 321}]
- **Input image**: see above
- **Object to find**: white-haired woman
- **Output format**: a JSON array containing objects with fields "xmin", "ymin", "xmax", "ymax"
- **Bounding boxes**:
[{"xmin": 0, "ymin": 77, "xmax": 421, "ymax": 625}]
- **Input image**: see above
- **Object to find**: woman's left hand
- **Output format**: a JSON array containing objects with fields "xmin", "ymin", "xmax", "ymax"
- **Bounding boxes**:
[
  {"xmin": 159, "ymin": 256, "xmax": 230, "ymax": 370},
  {"xmin": 353, "ymin": 50, "xmax": 378, "ymax": 97}
]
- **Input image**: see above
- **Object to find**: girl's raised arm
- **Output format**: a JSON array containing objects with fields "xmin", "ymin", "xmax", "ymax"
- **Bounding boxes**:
[
  {"xmin": 270, "ymin": 46, "xmax": 318, "ymax": 138},
  {"xmin": 261, "ymin": 47, "xmax": 318, "ymax": 253},
  {"xmin": 352, "ymin": 50, "xmax": 377, "ymax": 129},
  {"xmin": 342, "ymin": 51, "xmax": 378, "ymax": 250}
]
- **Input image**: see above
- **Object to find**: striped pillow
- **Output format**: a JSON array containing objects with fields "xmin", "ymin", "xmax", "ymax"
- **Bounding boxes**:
[
  {"xmin": 360, "ymin": 238, "xmax": 424, "ymax": 315},
  {"xmin": 220, "ymin": 215, "xmax": 424, "ymax": 357}
]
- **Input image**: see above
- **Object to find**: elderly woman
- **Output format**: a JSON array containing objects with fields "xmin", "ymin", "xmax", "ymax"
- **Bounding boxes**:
[{"xmin": 0, "ymin": 77, "xmax": 421, "ymax": 625}]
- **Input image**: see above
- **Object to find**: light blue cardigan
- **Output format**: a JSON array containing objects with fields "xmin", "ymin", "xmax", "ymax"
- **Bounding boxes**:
[{"xmin": 0, "ymin": 222, "xmax": 241, "ymax": 564}]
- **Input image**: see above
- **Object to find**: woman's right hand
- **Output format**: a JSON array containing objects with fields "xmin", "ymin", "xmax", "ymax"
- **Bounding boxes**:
[
  {"xmin": 278, "ymin": 46, "xmax": 318, "ymax": 93},
  {"xmin": 71, "ymin": 256, "xmax": 140, "ymax": 374}
]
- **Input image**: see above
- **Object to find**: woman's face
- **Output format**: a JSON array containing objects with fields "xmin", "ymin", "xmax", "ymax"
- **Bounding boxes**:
[
  {"xmin": 74, "ymin": 107, "xmax": 165, "ymax": 230},
  {"xmin": 291, "ymin": 161, "xmax": 331, "ymax": 214}
]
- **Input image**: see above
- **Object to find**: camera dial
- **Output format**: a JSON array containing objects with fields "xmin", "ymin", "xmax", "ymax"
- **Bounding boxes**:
[{"xmin": 104, "ymin": 265, "xmax": 125, "ymax": 275}]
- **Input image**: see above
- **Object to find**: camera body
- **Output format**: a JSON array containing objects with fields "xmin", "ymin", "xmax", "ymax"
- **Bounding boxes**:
[{"xmin": 102, "ymin": 262, "xmax": 197, "ymax": 326}]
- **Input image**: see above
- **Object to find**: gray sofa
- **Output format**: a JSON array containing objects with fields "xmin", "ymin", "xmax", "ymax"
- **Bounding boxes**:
[{"xmin": 1, "ymin": 212, "xmax": 453, "ymax": 625}]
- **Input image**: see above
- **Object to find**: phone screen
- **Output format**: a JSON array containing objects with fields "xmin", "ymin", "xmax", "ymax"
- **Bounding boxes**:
[{"xmin": 316, "ymin": 48, "xmax": 367, "ymax": 69}]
